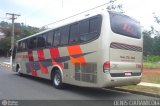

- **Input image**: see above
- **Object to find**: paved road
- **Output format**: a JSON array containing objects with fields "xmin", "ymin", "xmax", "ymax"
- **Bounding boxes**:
[
  {"xmin": 0, "ymin": 57, "xmax": 10, "ymax": 63},
  {"xmin": 0, "ymin": 65, "xmax": 159, "ymax": 101}
]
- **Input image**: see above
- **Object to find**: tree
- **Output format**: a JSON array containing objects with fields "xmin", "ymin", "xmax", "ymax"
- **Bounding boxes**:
[
  {"xmin": 143, "ymin": 30, "xmax": 154, "ymax": 56},
  {"xmin": 142, "ymin": 12, "xmax": 160, "ymax": 57},
  {"xmin": 19, "ymin": 26, "xmax": 40, "ymax": 39},
  {"xmin": 153, "ymin": 13, "xmax": 160, "ymax": 25},
  {"xmin": 107, "ymin": 0, "xmax": 124, "ymax": 13},
  {"xmin": 0, "ymin": 21, "xmax": 41, "ymax": 56},
  {"xmin": 0, "ymin": 21, "xmax": 9, "ymax": 28},
  {"xmin": 0, "ymin": 36, "xmax": 11, "ymax": 56},
  {"xmin": 153, "ymin": 36, "xmax": 160, "ymax": 55}
]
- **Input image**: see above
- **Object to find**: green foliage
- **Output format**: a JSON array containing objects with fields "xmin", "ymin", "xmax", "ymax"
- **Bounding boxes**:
[
  {"xmin": 143, "ymin": 13, "xmax": 160, "ymax": 57},
  {"xmin": 153, "ymin": 36, "xmax": 160, "ymax": 55},
  {"xmin": 143, "ymin": 30, "xmax": 160, "ymax": 56},
  {"xmin": 143, "ymin": 62, "xmax": 160, "ymax": 69},
  {"xmin": 0, "ymin": 36, "xmax": 11, "ymax": 56},
  {"xmin": 0, "ymin": 21, "xmax": 40, "ymax": 39},
  {"xmin": 19, "ymin": 25, "xmax": 40, "ymax": 39},
  {"xmin": 143, "ymin": 31, "xmax": 153, "ymax": 56},
  {"xmin": 0, "ymin": 21, "xmax": 41, "ymax": 56},
  {"xmin": 144, "ymin": 55, "xmax": 160, "ymax": 63},
  {"xmin": 0, "ymin": 21, "xmax": 9, "ymax": 27}
]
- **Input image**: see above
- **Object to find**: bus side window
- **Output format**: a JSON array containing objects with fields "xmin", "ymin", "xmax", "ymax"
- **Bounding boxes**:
[
  {"xmin": 37, "ymin": 34, "xmax": 46, "ymax": 48},
  {"xmin": 60, "ymin": 26, "xmax": 69, "ymax": 45},
  {"xmin": 79, "ymin": 19, "xmax": 89, "ymax": 35},
  {"xmin": 79, "ymin": 19, "xmax": 89, "ymax": 42},
  {"xmin": 46, "ymin": 31, "xmax": 54, "ymax": 47},
  {"xmin": 42, "ymin": 34, "xmax": 47, "ymax": 47},
  {"xmin": 53, "ymin": 30, "xmax": 61, "ymax": 47},
  {"xmin": 25, "ymin": 39, "xmax": 29, "ymax": 50},
  {"xmin": 17, "ymin": 41, "xmax": 22, "ymax": 52},
  {"xmin": 89, "ymin": 17, "xmax": 99, "ymax": 33},
  {"xmin": 29, "ymin": 37, "xmax": 37, "ymax": 50},
  {"xmin": 22, "ymin": 40, "xmax": 26, "ymax": 51},
  {"xmin": 69, "ymin": 23, "xmax": 79, "ymax": 44},
  {"xmin": 80, "ymin": 16, "xmax": 101, "ymax": 42}
]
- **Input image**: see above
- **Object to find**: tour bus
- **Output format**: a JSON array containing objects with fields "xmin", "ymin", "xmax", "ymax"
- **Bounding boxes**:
[{"xmin": 12, "ymin": 5, "xmax": 143, "ymax": 89}]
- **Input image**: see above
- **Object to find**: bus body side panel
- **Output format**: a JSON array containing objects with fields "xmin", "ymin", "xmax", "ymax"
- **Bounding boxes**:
[
  {"xmin": 14, "ymin": 52, "xmax": 28, "ymax": 74},
  {"xmin": 13, "ymin": 11, "xmax": 106, "ymax": 88},
  {"xmin": 65, "ymin": 39, "xmax": 102, "ymax": 87},
  {"xmin": 97, "ymin": 13, "xmax": 113, "ymax": 88}
]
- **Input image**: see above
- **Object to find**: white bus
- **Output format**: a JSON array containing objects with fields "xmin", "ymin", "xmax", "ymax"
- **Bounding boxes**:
[{"xmin": 12, "ymin": 5, "xmax": 143, "ymax": 89}]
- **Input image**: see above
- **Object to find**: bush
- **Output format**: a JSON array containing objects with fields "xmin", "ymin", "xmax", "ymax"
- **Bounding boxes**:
[{"xmin": 144, "ymin": 55, "xmax": 160, "ymax": 63}]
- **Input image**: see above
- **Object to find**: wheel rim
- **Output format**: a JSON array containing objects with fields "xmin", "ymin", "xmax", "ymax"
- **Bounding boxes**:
[
  {"xmin": 18, "ymin": 68, "xmax": 20, "ymax": 73},
  {"xmin": 54, "ymin": 73, "xmax": 61, "ymax": 86},
  {"xmin": 16, "ymin": 66, "xmax": 20, "ymax": 73}
]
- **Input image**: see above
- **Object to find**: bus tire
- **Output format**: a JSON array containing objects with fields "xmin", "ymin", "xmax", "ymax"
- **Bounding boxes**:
[
  {"xmin": 51, "ymin": 69, "xmax": 64, "ymax": 89},
  {"xmin": 16, "ymin": 64, "xmax": 23, "ymax": 76}
]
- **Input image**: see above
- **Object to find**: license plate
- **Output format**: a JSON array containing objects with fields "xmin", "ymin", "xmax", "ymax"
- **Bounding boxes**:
[{"xmin": 125, "ymin": 72, "xmax": 132, "ymax": 76}]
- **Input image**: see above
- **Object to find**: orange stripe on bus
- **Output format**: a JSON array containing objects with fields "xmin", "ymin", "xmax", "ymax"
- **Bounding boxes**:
[{"xmin": 67, "ymin": 45, "xmax": 86, "ymax": 64}]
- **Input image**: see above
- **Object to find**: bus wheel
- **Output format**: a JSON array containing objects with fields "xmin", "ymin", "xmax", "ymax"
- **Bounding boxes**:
[
  {"xmin": 16, "ymin": 65, "xmax": 22, "ymax": 76},
  {"xmin": 52, "ymin": 69, "xmax": 64, "ymax": 89}
]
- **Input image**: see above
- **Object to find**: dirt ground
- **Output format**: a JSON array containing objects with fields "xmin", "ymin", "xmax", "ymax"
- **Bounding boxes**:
[{"xmin": 143, "ymin": 68, "xmax": 160, "ymax": 76}]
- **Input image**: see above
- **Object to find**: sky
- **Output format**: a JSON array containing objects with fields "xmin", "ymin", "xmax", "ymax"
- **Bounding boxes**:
[{"xmin": 0, "ymin": 0, "xmax": 160, "ymax": 30}]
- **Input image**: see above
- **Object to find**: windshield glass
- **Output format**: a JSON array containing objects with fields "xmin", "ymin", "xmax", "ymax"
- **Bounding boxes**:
[{"xmin": 109, "ymin": 12, "xmax": 141, "ymax": 39}]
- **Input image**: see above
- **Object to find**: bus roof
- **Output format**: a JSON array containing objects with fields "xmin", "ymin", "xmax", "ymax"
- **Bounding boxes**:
[{"xmin": 17, "ymin": 3, "xmax": 127, "ymax": 42}]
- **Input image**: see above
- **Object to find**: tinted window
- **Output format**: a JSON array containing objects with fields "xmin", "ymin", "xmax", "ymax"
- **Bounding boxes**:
[
  {"xmin": 53, "ymin": 30, "xmax": 61, "ymax": 46},
  {"xmin": 22, "ymin": 40, "xmax": 26, "ymax": 50},
  {"xmin": 25, "ymin": 39, "xmax": 29, "ymax": 50},
  {"xmin": 17, "ymin": 41, "xmax": 22, "ymax": 51},
  {"xmin": 109, "ymin": 12, "xmax": 141, "ymax": 39},
  {"xmin": 89, "ymin": 17, "xmax": 100, "ymax": 33},
  {"xmin": 29, "ymin": 37, "xmax": 37, "ymax": 50},
  {"xmin": 20, "ymin": 15, "xmax": 102, "ymax": 49},
  {"xmin": 46, "ymin": 31, "xmax": 54, "ymax": 47},
  {"xmin": 37, "ymin": 34, "xmax": 46, "ymax": 48},
  {"xmin": 60, "ymin": 26, "xmax": 69, "ymax": 45},
  {"xmin": 79, "ymin": 20, "xmax": 89, "ymax": 35},
  {"xmin": 69, "ymin": 23, "xmax": 79, "ymax": 44},
  {"xmin": 79, "ymin": 15, "xmax": 102, "ymax": 42}
]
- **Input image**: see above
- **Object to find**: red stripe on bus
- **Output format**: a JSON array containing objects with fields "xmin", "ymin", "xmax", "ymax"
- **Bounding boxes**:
[
  {"xmin": 39, "ymin": 62, "xmax": 49, "ymax": 74},
  {"xmin": 67, "ymin": 45, "xmax": 86, "ymax": 64},
  {"xmin": 37, "ymin": 50, "xmax": 49, "ymax": 74},
  {"xmin": 29, "ymin": 64, "xmax": 37, "ymax": 77},
  {"xmin": 50, "ymin": 48, "xmax": 64, "ymax": 69},
  {"xmin": 52, "ymin": 60, "xmax": 63, "ymax": 69},
  {"xmin": 17, "ymin": 55, "xmax": 29, "ymax": 59},
  {"xmin": 28, "ymin": 51, "xmax": 34, "ymax": 61},
  {"xmin": 37, "ymin": 49, "xmax": 45, "ymax": 61},
  {"xmin": 50, "ymin": 48, "xmax": 59, "ymax": 59}
]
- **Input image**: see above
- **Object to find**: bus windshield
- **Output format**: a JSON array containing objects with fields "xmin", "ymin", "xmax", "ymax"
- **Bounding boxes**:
[{"xmin": 109, "ymin": 12, "xmax": 141, "ymax": 39}]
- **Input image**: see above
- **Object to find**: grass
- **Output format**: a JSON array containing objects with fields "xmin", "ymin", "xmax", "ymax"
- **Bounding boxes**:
[
  {"xmin": 142, "ymin": 76, "xmax": 160, "ymax": 84},
  {"xmin": 120, "ymin": 85, "xmax": 160, "ymax": 95},
  {"xmin": 143, "ymin": 62, "xmax": 160, "ymax": 69},
  {"xmin": 120, "ymin": 67, "xmax": 160, "ymax": 95}
]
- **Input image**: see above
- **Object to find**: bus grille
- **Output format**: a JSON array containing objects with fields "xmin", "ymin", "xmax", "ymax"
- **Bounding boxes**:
[
  {"xmin": 75, "ymin": 63, "xmax": 97, "ymax": 83},
  {"xmin": 110, "ymin": 42, "xmax": 142, "ymax": 52}
]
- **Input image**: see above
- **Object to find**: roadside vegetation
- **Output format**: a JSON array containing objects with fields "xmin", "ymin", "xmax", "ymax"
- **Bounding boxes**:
[
  {"xmin": 0, "ymin": 21, "xmax": 46, "ymax": 56},
  {"xmin": 143, "ymin": 55, "xmax": 160, "ymax": 69}
]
